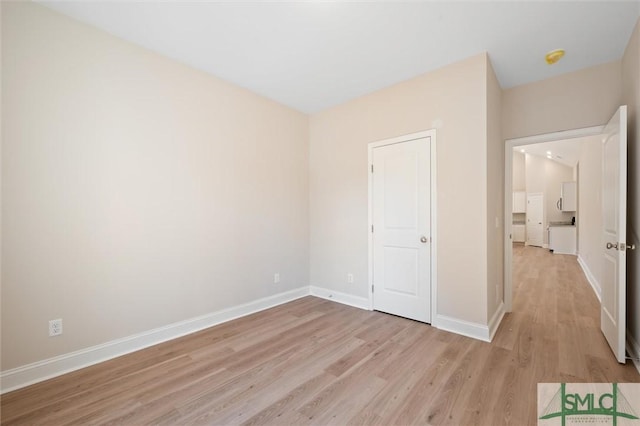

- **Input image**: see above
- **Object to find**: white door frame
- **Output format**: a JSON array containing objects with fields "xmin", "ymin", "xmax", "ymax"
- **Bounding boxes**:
[
  {"xmin": 503, "ymin": 125, "xmax": 604, "ymax": 312},
  {"xmin": 368, "ymin": 129, "xmax": 437, "ymax": 324}
]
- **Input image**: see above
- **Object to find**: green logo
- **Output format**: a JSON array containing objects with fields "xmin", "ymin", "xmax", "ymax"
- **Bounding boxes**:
[{"xmin": 539, "ymin": 383, "xmax": 639, "ymax": 426}]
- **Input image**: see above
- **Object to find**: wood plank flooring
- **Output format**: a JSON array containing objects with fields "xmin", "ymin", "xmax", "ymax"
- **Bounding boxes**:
[{"xmin": 2, "ymin": 245, "xmax": 639, "ymax": 425}]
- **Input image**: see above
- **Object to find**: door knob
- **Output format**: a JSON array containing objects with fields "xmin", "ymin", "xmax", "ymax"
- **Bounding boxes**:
[
  {"xmin": 420, "ymin": 236, "xmax": 428, "ymax": 243},
  {"xmin": 606, "ymin": 242, "xmax": 619, "ymax": 250}
]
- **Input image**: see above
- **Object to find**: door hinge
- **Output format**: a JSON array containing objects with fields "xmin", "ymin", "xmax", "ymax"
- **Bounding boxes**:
[
  {"xmin": 372, "ymin": 285, "xmax": 374, "ymax": 293},
  {"xmin": 371, "ymin": 225, "xmax": 374, "ymax": 233},
  {"xmin": 371, "ymin": 164, "xmax": 374, "ymax": 173}
]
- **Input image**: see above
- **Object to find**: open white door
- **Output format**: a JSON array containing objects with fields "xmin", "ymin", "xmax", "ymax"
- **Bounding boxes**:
[{"xmin": 601, "ymin": 105, "xmax": 627, "ymax": 364}]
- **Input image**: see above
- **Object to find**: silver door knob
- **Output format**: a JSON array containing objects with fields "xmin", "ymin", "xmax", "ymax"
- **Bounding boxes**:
[
  {"xmin": 606, "ymin": 242, "xmax": 618, "ymax": 250},
  {"xmin": 420, "ymin": 236, "xmax": 428, "ymax": 243}
]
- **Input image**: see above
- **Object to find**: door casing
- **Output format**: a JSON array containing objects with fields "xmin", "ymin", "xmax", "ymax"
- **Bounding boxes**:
[{"xmin": 368, "ymin": 130, "xmax": 438, "ymax": 325}]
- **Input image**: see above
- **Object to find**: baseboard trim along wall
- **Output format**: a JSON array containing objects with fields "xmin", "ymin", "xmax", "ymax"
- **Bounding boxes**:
[
  {"xmin": 0, "ymin": 286, "xmax": 310, "ymax": 394},
  {"xmin": 309, "ymin": 286, "xmax": 370, "ymax": 310},
  {"xmin": 488, "ymin": 302, "xmax": 506, "ymax": 341},
  {"xmin": 435, "ymin": 313, "xmax": 494, "ymax": 342},
  {"xmin": 626, "ymin": 330, "xmax": 640, "ymax": 375},
  {"xmin": 309, "ymin": 286, "xmax": 503, "ymax": 344},
  {"xmin": 1, "ymin": 285, "xmax": 502, "ymax": 393},
  {"xmin": 577, "ymin": 255, "xmax": 602, "ymax": 301}
]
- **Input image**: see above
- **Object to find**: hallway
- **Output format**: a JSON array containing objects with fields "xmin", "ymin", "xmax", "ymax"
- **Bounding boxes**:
[{"xmin": 499, "ymin": 244, "xmax": 639, "ymax": 383}]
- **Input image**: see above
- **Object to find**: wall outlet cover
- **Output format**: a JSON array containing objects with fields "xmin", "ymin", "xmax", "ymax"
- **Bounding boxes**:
[{"xmin": 49, "ymin": 319, "xmax": 63, "ymax": 337}]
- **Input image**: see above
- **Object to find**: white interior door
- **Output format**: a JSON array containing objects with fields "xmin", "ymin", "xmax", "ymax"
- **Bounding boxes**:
[
  {"xmin": 526, "ymin": 193, "xmax": 544, "ymax": 247},
  {"xmin": 601, "ymin": 105, "xmax": 627, "ymax": 364},
  {"xmin": 372, "ymin": 137, "xmax": 431, "ymax": 323}
]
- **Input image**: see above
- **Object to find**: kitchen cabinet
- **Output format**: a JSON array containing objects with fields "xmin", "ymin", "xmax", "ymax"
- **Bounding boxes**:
[
  {"xmin": 548, "ymin": 225, "xmax": 576, "ymax": 255},
  {"xmin": 560, "ymin": 182, "xmax": 577, "ymax": 212},
  {"xmin": 513, "ymin": 224, "xmax": 525, "ymax": 242},
  {"xmin": 513, "ymin": 191, "xmax": 526, "ymax": 213}
]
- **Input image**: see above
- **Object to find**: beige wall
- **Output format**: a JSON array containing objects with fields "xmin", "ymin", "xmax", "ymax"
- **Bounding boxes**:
[
  {"xmin": 310, "ymin": 54, "xmax": 490, "ymax": 325},
  {"xmin": 577, "ymin": 135, "xmax": 604, "ymax": 295},
  {"xmin": 486, "ymin": 58, "xmax": 504, "ymax": 319},
  {"xmin": 524, "ymin": 154, "xmax": 574, "ymax": 245},
  {"xmin": 1, "ymin": 3, "xmax": 309, "ymax": 370},
  {"xmin": 623, "ymin": 18, "xmax": 640, "ymax": 350},
  {"xmin": 503, "ymin": 61, "xmax": 622, "ymax": 140}
]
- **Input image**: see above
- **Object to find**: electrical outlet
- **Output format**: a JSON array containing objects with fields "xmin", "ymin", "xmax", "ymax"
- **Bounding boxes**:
[
  {"xmin": 274, "ymin": 273, "xmax": 280, "ymax": 283},
  {"xmin": 49, "ymin": 319, "xmax": 63, "ymax": 337},
  {"xmin": 347, "ymin": 273, "xmax": 354, "ymax": 284}
]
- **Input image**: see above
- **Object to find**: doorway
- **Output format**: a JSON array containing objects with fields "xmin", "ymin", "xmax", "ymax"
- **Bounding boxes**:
[
  {"xmin": 368, "ymin": 130, "xmax": 437, "ymax": 323},
  {"xmin": 503, "ymin": 126, "xmax": 604, "ymax": 312},
  {"xmin": 503, "ymin": 106, "xmax": 629, "ymax": 364}
]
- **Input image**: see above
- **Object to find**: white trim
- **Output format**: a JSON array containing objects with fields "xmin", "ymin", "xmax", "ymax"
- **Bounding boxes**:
[
  {"xmin": 368, "ymin": 130, "xmax": 434, "ymax": 149},
  {"xmin": 431, "ymin": 134, "xmax": 438, "ymax": 327},
  {"xmin": 577, "ymin": 255, "xmax": 602, "ymax": 301},
  {"xmin": 435, "ymin": 314, "xmax": 492, "ymax": 342},
  {"xmin": 435, "ymin": 304, "xmax": 504, "ymax": 343},
  {"xmin": 504, "ymin": 148, "xmax": 513, "ymax": 311},
  {"xmin": 488, "ymin": 302, "xmax": 506, "ymax": 341},
  {"xmin": 626, "ymin": 330, "xmax": 640, "ymax": 375},
  {"xmin": 506, "ymin": 126, "xmax": 605, "ymax": 146},
  {"xmin": 367, "ymin": 129, "xmax": 438, "ymax": 324},
  {"xmin": 503, "ymin": 125, "xmax": 605, "ymax": 313},
  {"xmin": 0, "ymin": 287, "xmax": 310, "ymax": 394},
  {"xmin": 309, "ymin": 286, "xmax": 370, "ymax": 310}
]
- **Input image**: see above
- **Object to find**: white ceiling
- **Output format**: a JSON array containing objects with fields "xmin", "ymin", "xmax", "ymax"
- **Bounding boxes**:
[
  {"xmin": 515, "ymin": 137, "xmax": 588, "ymax": 168},
  {"xmin": 40, "ymin": 1, "xmax": 640, "ymax": 113}
]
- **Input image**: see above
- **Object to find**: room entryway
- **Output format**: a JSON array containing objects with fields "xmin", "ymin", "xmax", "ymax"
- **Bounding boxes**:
[{"xmin": 504, "ymin": 106, "xmax": 629, "ymax": 364}]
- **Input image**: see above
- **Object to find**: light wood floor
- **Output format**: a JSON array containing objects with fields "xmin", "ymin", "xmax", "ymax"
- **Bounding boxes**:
[{"xmin": 2, "ymin": 245, "xmax": 639, "ymax": 425}]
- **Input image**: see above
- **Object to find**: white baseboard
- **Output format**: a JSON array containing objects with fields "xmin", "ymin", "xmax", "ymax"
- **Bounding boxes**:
[
  {"xmin": 577, "ymin": 255, "xmax": 601, "ymax": 301},
  {"xmin": 309, "ymin": 286, "xmax": 370, "ymax": 310},
  {"xmin": 310, "ymin": 286, "xmax": 502, "ymax": 344},
  {"xmin": 0, "ymin": 286, "xmax": 310, "ymax": 394},
  {"xmin": 0, "ymin": 284, "xmax": 521, "ymax": 393},
  {"xmin": 488, "ymin": 302, "xmax": 505, "ymax": 341},
  {"xmin": 435, "ymin": 314, "xmax": 492, "ymax": 342},
  {"xmin": 626, "ymin": 330, "xmax": 640, "ymax": 375}
]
